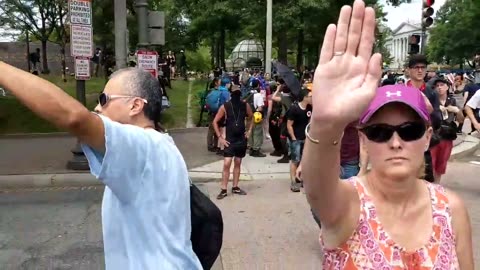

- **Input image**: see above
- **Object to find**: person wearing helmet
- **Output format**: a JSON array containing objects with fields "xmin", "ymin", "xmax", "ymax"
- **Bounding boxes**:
[
  {"xmin": 213, "ymin": 85, "xmax": 253, "ymax": 199},
  {"xmin": 286, "ymin": 88, "xmax": 312, "ymax": 192}
]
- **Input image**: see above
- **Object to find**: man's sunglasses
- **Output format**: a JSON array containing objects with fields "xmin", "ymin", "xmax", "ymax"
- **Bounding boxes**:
[
  {"xmin": 98, "ymin": 93, "xmax": 148, "ymax": 107},
  {"xmin": 359, "ymin": 122, "xmax": 427, "ymax": 143}
]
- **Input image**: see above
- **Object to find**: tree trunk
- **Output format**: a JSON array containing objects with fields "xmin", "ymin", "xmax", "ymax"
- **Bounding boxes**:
[
  {"xmin": 210, "ymin": 36, "xmax": 215, "ymax": 68},
  {"xmin": 26, "ymin": 31, "xmax": 31, "ymax": 72},
  {"xmin": 41, "ymin": 40, "xmax": 50, "ymax": 74},
  {"xmin": 220, "ymin": 29, "xmax": 226, "ymax": 70},
  {"xmin": 215, "ymin": 37, "xmax": 221, "ymax": 68},
  {"xmin": 61, "ymin": 44, "xmax": 67, "ymax": 82},
  {"xmin": 277, "ymin": 30, "xmax": 288, "ymax": 65},
  {"xmin": 296, "ymin": 28, "xmax": 304, "ymax": 72}
]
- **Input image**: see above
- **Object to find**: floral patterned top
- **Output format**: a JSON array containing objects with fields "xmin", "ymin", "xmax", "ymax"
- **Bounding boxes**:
[{"xmin": 321, "ymin": 178, "xmax": 459, "ymax": 269}]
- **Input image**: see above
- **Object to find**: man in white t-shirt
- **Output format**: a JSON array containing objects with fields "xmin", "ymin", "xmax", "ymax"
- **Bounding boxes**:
[
  {"xmin": 465, "ymin": 89, "xmax": 480, "ymax": 132},
  {"xmin": 0, "ymin": 62, "xmax": 202, "ymax": 270}
]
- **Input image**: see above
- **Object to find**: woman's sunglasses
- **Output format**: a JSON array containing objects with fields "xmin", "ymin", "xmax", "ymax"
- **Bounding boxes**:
[
  {"xmin": 360, "ymin": 122, "xmax": 427, "ymax": 143},
  {"xmin": 97, "ymin": 93, "xmax": 148, "ymax": 107}
]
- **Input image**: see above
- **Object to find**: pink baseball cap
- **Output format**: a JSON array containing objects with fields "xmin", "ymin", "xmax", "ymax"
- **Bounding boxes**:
[{"xmin": 359, "ymin": 85, "xmax": 430, "ymax": 124}]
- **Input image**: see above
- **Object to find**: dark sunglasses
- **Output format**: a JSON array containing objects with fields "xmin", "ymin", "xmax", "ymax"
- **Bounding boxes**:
[
  {"xmin": 98, "ymin": 93, "xmax": 148, "ymax": 107},
  {"xmin": 360, "ymin": 122, "xmax": 427, "ymax": 143}
]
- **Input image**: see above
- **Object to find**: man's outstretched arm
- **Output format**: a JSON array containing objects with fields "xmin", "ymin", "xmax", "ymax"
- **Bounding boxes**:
[{"xmin": 0, "ymin": 61, "xmax": 105, "ymax": 151}]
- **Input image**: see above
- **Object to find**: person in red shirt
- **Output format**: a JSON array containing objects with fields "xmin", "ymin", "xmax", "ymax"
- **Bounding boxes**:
[{"xmin": 405, "ymin": 55, "xmax": 442, "ymax": 183}]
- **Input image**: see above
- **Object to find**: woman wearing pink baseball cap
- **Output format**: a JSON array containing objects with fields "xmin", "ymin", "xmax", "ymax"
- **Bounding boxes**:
[{"xmin": 301, "ymin": 1, "xmax": 473, "ymax": 269}]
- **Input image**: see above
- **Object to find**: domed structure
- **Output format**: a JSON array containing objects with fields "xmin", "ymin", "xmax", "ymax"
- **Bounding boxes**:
[
  {"xmin": 226, "ymin": 39, "xmax": 264, "ymax": 71},
  {"xmin": 230, "ymin": 39, "xmax": 264, "ymax": 61}
]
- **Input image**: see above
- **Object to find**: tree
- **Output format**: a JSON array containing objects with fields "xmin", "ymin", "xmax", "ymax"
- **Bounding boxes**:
[
  {"xmin": 0, "ymin": 0, "xmax": 58, "ymax": 73},
  {"xmin": 48, "ymin": 0, "xmax": 69, "ymax": 81},
  {"xmin": 427, "ymin": 0, "xmax": 480, "ymax": 67}
]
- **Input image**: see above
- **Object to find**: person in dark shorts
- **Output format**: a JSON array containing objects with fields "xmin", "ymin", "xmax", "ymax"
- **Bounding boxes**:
[
  {"xmin": 213, "ymin": 85, "xmax": 253, "ymax": 199},
  {"xmin": 286, "ymin": 88, "xmax": 312, "ymax": 192}
]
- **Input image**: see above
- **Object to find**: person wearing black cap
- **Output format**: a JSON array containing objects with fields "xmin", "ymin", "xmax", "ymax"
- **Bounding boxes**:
[{"xmin": 432, "ymin": 77, "xmax": 461, "ymax": 183}]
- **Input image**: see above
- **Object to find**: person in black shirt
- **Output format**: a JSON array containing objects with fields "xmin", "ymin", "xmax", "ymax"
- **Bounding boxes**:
[
  {"xmin": 213, "ymin": 85, "xmax": 254, "ymax": 199},
  {"xmin": 286, "ymin": 88, "xmax": 312, "ymax": 192}
]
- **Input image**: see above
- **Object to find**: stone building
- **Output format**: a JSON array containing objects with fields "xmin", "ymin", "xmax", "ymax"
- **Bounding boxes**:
[
  {"xmin": 384, "ymin": 22, "xmax": 427, "ymax": 71},
  {"xmin": 0, "ymin": 41, "xmax": 75, "ymax": 74}
]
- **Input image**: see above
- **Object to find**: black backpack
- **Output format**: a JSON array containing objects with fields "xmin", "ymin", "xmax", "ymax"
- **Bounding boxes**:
[{"xmin": 190, "ymin": 183, "xmax": 223, "ymax": 270}]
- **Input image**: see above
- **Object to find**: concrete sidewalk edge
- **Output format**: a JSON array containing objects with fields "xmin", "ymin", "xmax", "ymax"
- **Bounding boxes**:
[{"xmin": 1, "ymin": 137, "xmax": 478, "ymax": 189}]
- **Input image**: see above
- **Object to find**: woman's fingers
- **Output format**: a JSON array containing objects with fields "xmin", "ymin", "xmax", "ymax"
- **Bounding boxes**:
[
  {"xmin": 333, "ymin": 5, "xmax": 352, "ymax": 54},
  {"xmin": 357, "ymin": 7, "xmax": 377, "ymax": 62},
  {"xmin": 346, "ymin": 0, "xmax": 366, "ymax": 55},
  {"xmin": 361, "ymin": 53, "xmax": 383, "ymax": 94},
  {"xmin": 318, "ymin": 24, "xmax": 337, "ymax": 65}
]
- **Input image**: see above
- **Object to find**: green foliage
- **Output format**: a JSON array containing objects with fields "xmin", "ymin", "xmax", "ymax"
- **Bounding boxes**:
[
  {"xmin": 427, "ymin": 0, "xmax": 480, "ymax": 66},
  {"xmin": 185, "ymin": 46, "xmax": 211, "ymax": 73}
]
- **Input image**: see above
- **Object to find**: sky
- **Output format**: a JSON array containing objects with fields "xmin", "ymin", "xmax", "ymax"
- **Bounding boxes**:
[{"xmin": 380, "ymin": 0, "xmax": 446, "ymax": 30}]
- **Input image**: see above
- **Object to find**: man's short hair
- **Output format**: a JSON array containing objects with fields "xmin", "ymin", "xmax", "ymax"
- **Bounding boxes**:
[
  {"xmin": 110, "ymin": 68, "xmax": 162, "ymax": 125},
  {"xmin": 407, "ymin": 54, "xmax": 428, "ymax": 68}
]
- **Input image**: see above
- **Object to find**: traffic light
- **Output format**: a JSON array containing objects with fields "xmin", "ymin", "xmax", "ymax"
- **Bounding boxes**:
[
  {"xmin": 422, "ymin": 0, "xmax": 435, "ymax": 28},
  {"xmin": 408, "ymin": 34, "xmax": 421, "ymax": 55}
]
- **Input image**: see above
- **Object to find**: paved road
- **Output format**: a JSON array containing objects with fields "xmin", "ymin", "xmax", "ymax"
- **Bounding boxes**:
[
  {"xmin": 0, "ymin": 128, "xmax": 221, "ymax": 175},
  {"xmin": 0, "ymin": 160, "xmax": 479, "ymax": 269}
]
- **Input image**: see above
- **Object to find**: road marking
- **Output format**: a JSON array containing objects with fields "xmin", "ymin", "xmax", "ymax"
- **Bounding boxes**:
[
  {"xmin": 469, "ymin": 161, "xmax": 480, "ymax": 166},
  {"xmin": 186, "ymin": 80, "xmax": 195, "ymax": 128}
]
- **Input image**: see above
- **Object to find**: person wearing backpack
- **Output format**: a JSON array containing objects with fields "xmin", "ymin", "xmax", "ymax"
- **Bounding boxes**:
[
  {"xmin": 0, "ymin": 63, "xmax": 204, "ymax": 269},
  {"xmin": 206, "ymin": 78, "xmax": 222, "ymax": 152}
]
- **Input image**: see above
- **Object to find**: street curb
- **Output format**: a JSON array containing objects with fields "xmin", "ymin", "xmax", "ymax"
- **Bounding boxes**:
[
  {"xmin": 449, "ymin": 135, "xmax": 480, "ymax": 161},
  {"xmin": 0, "ymin": 172, "xmax": 229, "ymax": 188},
  {"xmin": 0, "ymin": 127, "xmax": 209, "ymax": 139},
  {"xmin": 0, "ymin": 173, "xmax": 100, "ymax": 188}
]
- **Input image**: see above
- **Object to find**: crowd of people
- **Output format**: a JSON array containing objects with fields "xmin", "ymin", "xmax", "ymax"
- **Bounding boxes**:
[
  {"xmin": 203, "ymin": 53, "xmax": 480, "ymax": 201},
  {"xmin": 0, "ymin": 0, "xmax": 475, "ymax": 268}
]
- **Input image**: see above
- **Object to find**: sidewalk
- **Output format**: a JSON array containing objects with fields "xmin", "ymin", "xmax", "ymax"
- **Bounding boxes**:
[{"xmin": 0, "ymin": 132, "xmax": 478, "ymax": 188}]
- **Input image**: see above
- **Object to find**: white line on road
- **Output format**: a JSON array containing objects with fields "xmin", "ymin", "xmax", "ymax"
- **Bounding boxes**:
[
  {"xmin": 469, "ymin": 161, "xmax": 480, "ymax": 165},
  {"xmin": 186, "ymin": 80, "xmax": 195, "ymax": 128}
]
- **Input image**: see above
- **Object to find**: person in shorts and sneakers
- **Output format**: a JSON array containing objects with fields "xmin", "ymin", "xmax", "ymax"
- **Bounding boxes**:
[
  {"xmin": 286, "ymin": 88, "xmax": 312, "ymax": 192},
  {"xmin": 213, "ymin": 85, "xmax": 253, "ymax": 199}
]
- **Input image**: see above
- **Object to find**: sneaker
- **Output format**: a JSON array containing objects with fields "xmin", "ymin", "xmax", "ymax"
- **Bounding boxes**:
[
  {"xmin": 216, "ymin": 189, "xmax": 227, "ymax": 200},
  {"xmin": 208, "ymin": 147, "xmax": 217, "ymax": 152},
  {"xmin": 295, "ymin": 178, "xmax": 303, "ymax": 188},
  {"xmin": 232, "ymin": 187, "xmax": 247, "ymax": 195},
  {"xmin": 290, "ymin": 182, "xmax": 300, "ymax": 192},
  {"xmin": 250, "ymin": 150, "xmax": 266, "ymax": 157},
  {"xmin": 277, "ymin": 156, "xmax": 289, "ymax": 163},
  {"xmin": 270, "ymin": 150, "xmax": 282, "ymax": 157}
]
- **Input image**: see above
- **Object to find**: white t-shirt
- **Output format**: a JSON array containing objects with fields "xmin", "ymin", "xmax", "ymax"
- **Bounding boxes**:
[
  {"xmin": 466, "ymin": 90, "xmax": 480, "ymax": 110},
  {"xmin": 253, "ymin": 92, "xmax": 264, "ymax": 110},
  {"xmin": 81, "ymin": 115, "xmax": 202, "ymax": 270}
]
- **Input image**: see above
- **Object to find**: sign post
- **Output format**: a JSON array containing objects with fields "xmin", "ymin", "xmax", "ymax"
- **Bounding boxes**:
[{"xmin": 67, "ymin": 0, "xmax": 93, "ymax": 171}]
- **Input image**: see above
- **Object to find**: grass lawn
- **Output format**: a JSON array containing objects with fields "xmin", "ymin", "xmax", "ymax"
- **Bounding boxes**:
[{"xmin": 0, "ymin": 75, "xmax": 208, "ymax": 134}]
